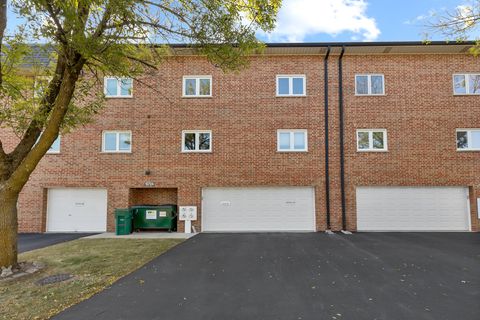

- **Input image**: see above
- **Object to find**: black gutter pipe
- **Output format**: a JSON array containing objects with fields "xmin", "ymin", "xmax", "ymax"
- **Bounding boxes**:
[
  {"xmin": 324, "ymin": 46, "xmax": 331, "ymax": 230},
  {"xmin": 338, "ymin": 46, "xmax": 346, "ymax": 231}
]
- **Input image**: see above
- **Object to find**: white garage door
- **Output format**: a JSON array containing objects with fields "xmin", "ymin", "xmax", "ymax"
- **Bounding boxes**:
[
  {"xmin": 356, "ymin": 187, "xmax": 470, "ymax": 231},
  {"xmin": 47, "ymin": 188, "xmax": 108, "ymax": 232},
  {"xmin": 202, "ymin": 187, "xmax": 315, "ymax": 232}
]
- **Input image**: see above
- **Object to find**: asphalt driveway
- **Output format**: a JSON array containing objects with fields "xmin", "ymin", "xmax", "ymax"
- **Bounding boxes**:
[
  {"xmin": 54, "ymin": 233, "xmax": 480, "ymax": 320},
  {"xmin": 18, "ymin": 233, "xmax": 94, "ymax": 253}
]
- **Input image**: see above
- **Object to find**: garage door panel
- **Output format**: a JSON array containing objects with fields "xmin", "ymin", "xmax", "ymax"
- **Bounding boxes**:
[
  {"xmin": 202, "ymin": 187, "xmax": 315, "ymax": 232},
  {"xmin": 47, "ymin": 188, "xmax": 108, "ymax": 232},
  {"xmin": 357, "ymin": 187, "xmax": 470, "ymax": 231}
]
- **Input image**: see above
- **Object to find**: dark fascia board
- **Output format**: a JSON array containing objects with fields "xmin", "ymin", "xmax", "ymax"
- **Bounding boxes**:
[{"xmin": 168, "ymin": 40, "xmax": 477, "ymax": 49}]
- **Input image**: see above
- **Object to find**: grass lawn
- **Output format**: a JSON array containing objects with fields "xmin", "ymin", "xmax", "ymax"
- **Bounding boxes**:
[{"xmin": 0, "ymin": 238, "xmax": 183, "ymax": 320}]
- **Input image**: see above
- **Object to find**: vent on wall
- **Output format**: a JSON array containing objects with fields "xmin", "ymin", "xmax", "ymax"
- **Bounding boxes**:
[{"xmin": 383, "ymin": 47, "xmax": 393, "ymax": 54}]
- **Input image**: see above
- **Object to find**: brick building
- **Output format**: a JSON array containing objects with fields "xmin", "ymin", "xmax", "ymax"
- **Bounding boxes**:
[{"xmin": 4, "ymin": 41, "xmax": 480, "ymax": 233}]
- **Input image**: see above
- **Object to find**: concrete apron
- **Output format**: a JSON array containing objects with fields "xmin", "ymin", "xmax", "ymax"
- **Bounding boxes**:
[{"xmin": 84, "ymin": 232, "xmax": 197, "ymax": 239}]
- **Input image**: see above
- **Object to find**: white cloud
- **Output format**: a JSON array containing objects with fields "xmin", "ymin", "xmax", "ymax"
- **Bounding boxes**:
[{"xmin": 263, "ymin": 0, "xmax": 380, "ymax": 42}]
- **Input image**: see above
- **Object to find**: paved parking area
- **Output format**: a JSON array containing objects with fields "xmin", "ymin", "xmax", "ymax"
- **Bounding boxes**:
[
  {"xmin": 54, "ymin": 232, "xmax": 480, "ymax": 320},
  {"xmin": 18, "ymin": 233, "xmax": 94, "ymax": 253}
]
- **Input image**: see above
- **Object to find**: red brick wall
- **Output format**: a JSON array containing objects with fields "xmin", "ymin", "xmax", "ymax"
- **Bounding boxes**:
[
  {"xmin": 5, "ymin": 55, "xmax": 326, "ymax": 232},
  {"xmin": 329, "ymin": 54, "xmax": 480, "ymax": 231},
  {"xmin": 129, "ymin": 188, "xmax": 178, "ymax": 206},
  {"xmin": 1, "ymin": 53, "xmax": 479, "ymax": 232}
]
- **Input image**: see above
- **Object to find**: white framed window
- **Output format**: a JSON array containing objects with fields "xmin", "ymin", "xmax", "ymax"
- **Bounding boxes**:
[
  {"xmin": 277, "ymin": 129, "xmax": 308, "ymax": 152},
  {"xmin": 47, "ymin": 136, "xmax": 61, "ymax": 154},
  {"xmin": 36, "ymin": 133, "xmax": 61, "ymax": 154},
  {"xmin": 182, "ymin": 76, "xmax": 212, "ymax": 97},
  {"xmin": 276, "ymin": 75, "xmax": 306, "ymax": 96},
  {"xmin": 456, "ymin": 129, "xmax": 480, "ymax": 151},
  {"xmin": 104, "ymin": 77, "xmax": 133, "ymax": 98},
  {"xmin": 355, "ymin": 74, "xmax": 385, "ymax": 95},
  {"xmin": 357, "ymin": 129, "xmax": 387, "ymax": 152},
  {"xmin": 102, "ymin": 131, "xmax": 132, "ymax": 153},
  {"xmin": 182, "ymin": 130, "xmax": 212, "ymax": 152},
  {"xmin": 453, "ymin": 74, "xmax": 480, "ymax": 95}
]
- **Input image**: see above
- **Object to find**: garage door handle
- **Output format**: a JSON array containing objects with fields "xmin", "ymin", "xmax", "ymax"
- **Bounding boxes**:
[{"xmin": 286, "ymin": 201, "xmax": 296, "ymax": 204}]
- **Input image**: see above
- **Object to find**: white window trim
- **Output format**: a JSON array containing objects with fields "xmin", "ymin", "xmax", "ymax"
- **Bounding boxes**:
[
  {"xmin": 104, "ymin": 77, "xmax": 133, "ymax": 98},
  {"xmin": 46, "ymin": 136, "xmax": 61, "ymax": 154},
  {"xmin": 452, "ymin": 74, "xmax": 480, "ymax": 95},
  {"xmin": 181, "ymin": 130, "xmax": 212, "ymax": 153},
  {"xmin": 276, "ymin": 75, "xmax": 306, "ymax": 97},
  {"xmin": 356, "ymin": 129, "xmax": 388, "ymax": 152},
  {"xmin": 36, "ymin": 132, "xmax": 61, "ymax": 154},
  {"xmin": 102, "ymin": 130, "xmax": 132, "ymax": 153},
  {"xmin": 277, "ymin": 129, "xmax": 308, "ymax": 152},
  {"xmin": 355, "ymin": 74, "xmax": 385, "ymax": 96},
  {"xmin": 456, "ymin": 129, "xmax": 480, "ymax": 151},
  {"xmin": 182, "ymin": 76, "xmax": 212, "ymax": 98}
]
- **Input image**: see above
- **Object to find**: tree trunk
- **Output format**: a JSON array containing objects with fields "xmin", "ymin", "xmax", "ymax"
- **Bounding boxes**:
[{"xmin": 0, "ymin": 188, "xmax": 19, "ymax": 268}]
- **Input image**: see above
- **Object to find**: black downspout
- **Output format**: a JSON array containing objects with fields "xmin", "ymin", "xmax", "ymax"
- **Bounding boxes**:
[
  {"xmin": 338, "ymin": 46, "xmax": 347, "ymax": 231},
  {"xmin": 324, "ymin": 47, "xmax": 331, "ymax": 230}
]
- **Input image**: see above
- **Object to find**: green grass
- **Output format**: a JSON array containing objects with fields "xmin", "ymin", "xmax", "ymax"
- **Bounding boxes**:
[{"xmin": 0, "ymin": 238, "xmax": 183, "ymax": 320}]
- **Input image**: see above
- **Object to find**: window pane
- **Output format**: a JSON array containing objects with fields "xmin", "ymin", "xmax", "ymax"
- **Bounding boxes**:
[
  {"xmin": 119, "ymin": 132, "xmax": 131, "ymax": 151},
  {"xmin": 120, "ymin": 78, "xmax": 132, "ymax": 96},
  {"xmin": 468, "ymin": 75, "xmax": 480, "ymax": 94},
  {"xmin": 184, "ymin": 79, "xmax": 196, "ymax": 96},
  {"xmin": 372, "ymin": 131, "xmax": 384, "ymax": 149},
  {"xmin": 356, "ymin": 76, "xmax": 368, "ymax": 94},
  {"xmin": 371, "ymin": 76, "xmax": 384, "ymax": 94},
  {"xmin": 104, "ymin": 133, "xmax": 117, "ymax": 151},
  {"xmin": 279, "ymin": 132, "xmax": 290, "ymax": 149},
  {"xmin": 471, "ymin": 131, "xmax": 480, "ymax": 149},
  {"xmin": 454, "ymin": 75, "xmax": 467, "ymax": 94},
  {"xmin": 184, "ymin": 133, "xmax": 196, "ymax": 150},
  {"xmin": 198, "ymin": 133, "xmax": 211, "ymax": 150},
  {"xmin": 106, "ymin": 79, "xmax": 118, "ymax": 96},
  {"xmin": 292, "ymin": 78, "xmax": 304, "ymax": 95},
  {"xmin": 49, "ymin": 137, "xmax": 60, "ymax": 152},
  {"xmin": 278, "ymin": 78, "xmax": 290, "ymax": 95},
  {"xmin": 357, "ymin": 132, "xmax": 369, "ymax": 149},
  {"xmin": 199, "ymin": 79, "xmax": 211, "ymax": 96},
  {"xmin": 293, "ymin": 132, "xmax": 305, "ymax": 149},
  {"xmin": 457, "ymin": 131, "xmax": 468, "ymax": 149}
]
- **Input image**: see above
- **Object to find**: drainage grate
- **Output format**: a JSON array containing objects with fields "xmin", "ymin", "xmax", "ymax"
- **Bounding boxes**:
[{"xmin": 36, "ymin": 274, "xmax": 73, "ymax": 286}]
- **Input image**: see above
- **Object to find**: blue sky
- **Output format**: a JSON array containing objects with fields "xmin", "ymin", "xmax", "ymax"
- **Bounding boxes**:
[
  {"xmin": 6, "ymin": 0, "xmax": 476, "ymax": 43},
  {"xmin": 257, "ymin": 0, "xmax": 475, "ymax": 42}
]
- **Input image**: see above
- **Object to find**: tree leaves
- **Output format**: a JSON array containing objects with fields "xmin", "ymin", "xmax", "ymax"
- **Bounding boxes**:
[{"xmin": 1, "ymin": 0, "xmax": 281, "ymax": 134}]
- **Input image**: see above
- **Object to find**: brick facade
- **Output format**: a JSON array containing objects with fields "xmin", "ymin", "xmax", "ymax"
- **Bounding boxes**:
[{"xmin": 2, "ymin": 47, "xmax": 479, "ymax": 232}]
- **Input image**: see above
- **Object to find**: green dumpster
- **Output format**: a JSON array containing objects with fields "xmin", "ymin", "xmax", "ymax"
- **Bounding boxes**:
[
  {"xmin": 115, "ymin": 208, "xmax": 133, "ymax": 235},
  {"xmin": 131, "ymin": 205, "xmax": 177, "ymax": 232}
]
